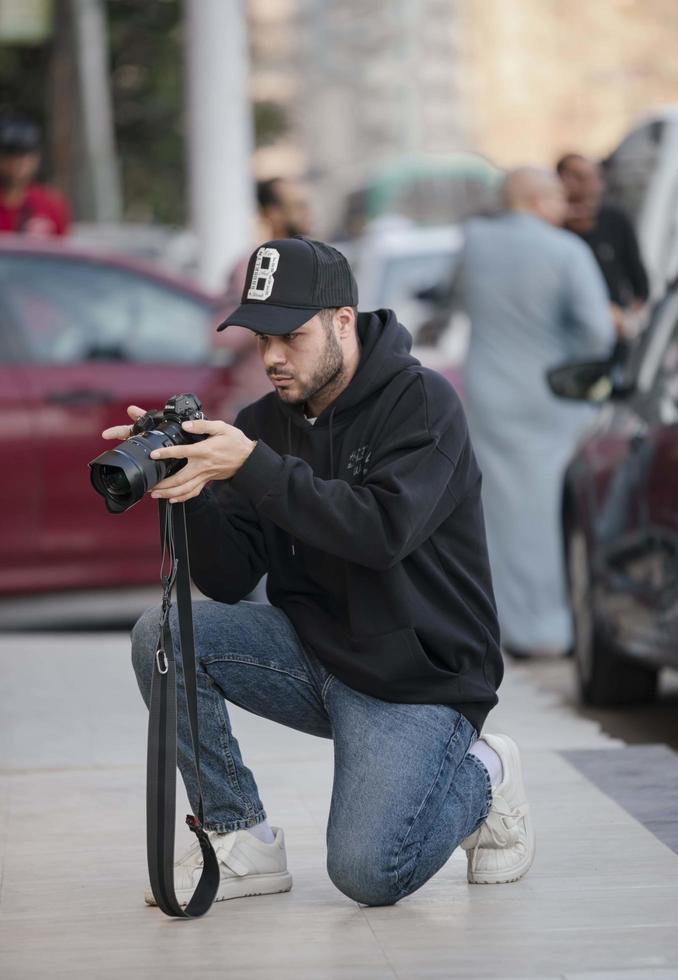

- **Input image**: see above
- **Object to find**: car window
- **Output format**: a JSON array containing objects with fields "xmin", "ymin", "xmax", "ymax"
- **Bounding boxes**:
[
  {"xmin": 651, "ymin": 301, "xmax": 678, "ymax": 420},
  {"xmin": 661, "ymin": 331, "xmax": 678, "ymax": 378},
  {"xmin": 657, "ymin": 320, "xmax": 678, "ymax": 417},
  {"xmin": 0, "ymin": 254, "xmax": 211, "ymax": 364},
  {"xmin": 379, "ymin": 250, "xmax": 459, "ymax": 310},
  {"xmin": 636, "ymin": 292, "xmax": 678, "ymax": 395},
  {"xmin": 603, "ymin": 120, "xmax": 664, "ymax": 225}
]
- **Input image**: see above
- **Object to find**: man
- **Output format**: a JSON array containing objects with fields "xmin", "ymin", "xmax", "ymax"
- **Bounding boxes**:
[
  {"xmin": 222, "ymin": 177, "xmax": 311, "ymax": 312},
  {"xmin": 557, "ymin": 153, "xmax": 649, "ymax": 324},
  {"xmin": 0, "ymin": 117, "xmax": 69, "ymax": 237},
  {"xmin": 106, "ymin": 237, "xmax": 534, "ymax": 908},
  {"xmin": 257, "ymin": 177, "xmax": 311, "ymax": 240},
  {"xmin": 461, "ymin": 169, "xmax": 615, "ymax": 658}
]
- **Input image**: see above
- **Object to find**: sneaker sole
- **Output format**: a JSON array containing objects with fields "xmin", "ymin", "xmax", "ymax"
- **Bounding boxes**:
[
  {"xmin": 467, "ymin": 734, "xmax": 536, "ymax": 885},
  {"xmin": 144, "ymin": 870, "xmax": 293, "ymax": 907},
  {"xmin": 466, "ymin": 834, "xmax": 536, "ymax": 884}
]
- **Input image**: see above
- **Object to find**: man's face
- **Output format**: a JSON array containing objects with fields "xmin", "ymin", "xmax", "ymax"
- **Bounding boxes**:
[
  {"xmin": 537, "ymin": 183, "xmax": 568, "ymax": 226},
  {"xmin": 271, "ymin": 180, "xmax": 311, "ymax": 238},
  {"xmin": 256, "ymin": 314, "xmax": 344, "ymax": 407},
  {"xmin": 0, "ymin": 150, "xmax": 39, "ymax": 190},
  {"xmin": 559, "ymin": 157, "xmax": 604, "ymax": 205}
]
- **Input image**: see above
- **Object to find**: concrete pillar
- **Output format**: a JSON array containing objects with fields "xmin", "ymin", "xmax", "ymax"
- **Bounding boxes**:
[
  {"xmin": 185, "ymin": 0, "xmax": 254, "ymax": 291},
  {"xmin": 71, "ymin": 0, "xmax": 122, "ymax": 221}
]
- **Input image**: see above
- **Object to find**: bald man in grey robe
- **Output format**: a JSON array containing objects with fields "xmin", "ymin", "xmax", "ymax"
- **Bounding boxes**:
[{"xmin": 461, "ymin": 168, "xmax": 615, "ymax": 656}]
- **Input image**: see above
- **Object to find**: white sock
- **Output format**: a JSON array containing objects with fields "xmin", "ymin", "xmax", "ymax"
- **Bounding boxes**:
[
  {"xmin": 246, "ymin": 819, "xmax": 275, "ymax": 844},
  {"xmin": 469, "ymin": 738, "xmax": 504, "ymax": 788}
]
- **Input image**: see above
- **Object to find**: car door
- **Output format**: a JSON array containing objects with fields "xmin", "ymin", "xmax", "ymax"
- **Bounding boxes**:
[
  {"xmin": 0, "ymin": 294, "xmax": 41, "ymax": 591},
  {"xmin": 613, "ymin": 290, "xmax": 678, "ymax": 654},
  {"xmin": 0, "ymin": 250, "xmax": 250, "ymax": 593}
]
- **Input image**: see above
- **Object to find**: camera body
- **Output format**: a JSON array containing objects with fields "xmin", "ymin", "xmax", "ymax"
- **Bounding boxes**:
[{"xmin": 90, "ymin": 393, "xmax": 207, "ymax": 514}]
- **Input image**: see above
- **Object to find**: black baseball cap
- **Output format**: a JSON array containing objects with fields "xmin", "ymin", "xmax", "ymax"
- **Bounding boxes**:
[
  {"xmin": 217, "ymin": 237, "xmax": 359, "ymax": 334},
  {"xmin": 0, "ymin": 117, "xmax": 41, "ymax": 154}
]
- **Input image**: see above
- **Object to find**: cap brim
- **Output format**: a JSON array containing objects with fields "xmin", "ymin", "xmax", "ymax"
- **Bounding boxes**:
[{"xmin": 217, "ymin": 303, "xmax": 321, "ymax": 334}]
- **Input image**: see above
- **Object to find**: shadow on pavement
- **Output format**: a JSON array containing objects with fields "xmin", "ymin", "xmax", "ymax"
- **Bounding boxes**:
[{"xmin": 515, "ymin": 655, "xmax": 678, "ymax": 750}]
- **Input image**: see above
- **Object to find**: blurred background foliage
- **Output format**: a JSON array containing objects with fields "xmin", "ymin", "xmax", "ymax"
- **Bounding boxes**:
[
  {"xmin": 108, "ymin": 0, "xmax": 185, "ymax": 224},
  {"xmin": 0, "ymin": 0, "xmax": 291, "ymax": 226}
]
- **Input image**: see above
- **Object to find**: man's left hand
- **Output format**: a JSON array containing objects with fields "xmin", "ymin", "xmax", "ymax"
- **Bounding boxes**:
[{"xmin": 149, "ymin": 419, "xmax": 256, "ymax": 503}]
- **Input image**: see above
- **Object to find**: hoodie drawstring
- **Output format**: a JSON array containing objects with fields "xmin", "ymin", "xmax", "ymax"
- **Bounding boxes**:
[
  {"xmin": 287, "ymin": 416, "xmax": 295, "ymax": 556},
  {"xmin": 328, "ymin": 407, "xmax": 336, "ymax": 479}
]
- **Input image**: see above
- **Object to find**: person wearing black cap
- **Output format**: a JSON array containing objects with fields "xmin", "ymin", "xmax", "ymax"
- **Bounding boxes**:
[
  {"xmin": 0, "ymin": 117, "xmax": 69, "ymax": 237},
  {"xmin": 110, "ymin": 237, "xmax": 534, "ymax": 908}
]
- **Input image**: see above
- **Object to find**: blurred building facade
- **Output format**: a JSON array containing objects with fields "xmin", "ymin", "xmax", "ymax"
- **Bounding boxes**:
[
  {"xmin": 464, "ymin": 0, "xmax": 678, "ymax": 168},
  {"xmin": 3, "ymin": 0, "xmax": 678, "ymax": 237},
  {"xmin": 248, "ymin": 0, "xmax": 468, "ymax": 233},
  {"xmin": 249, "ymin": 0, "xmax": 678, "ymax": 234},
  {"xmin": 248, "ymin": 0, "xmax": 305, "ymax": 179},
  {"xmin": 297, "ymin": 0, "xmax": 467, "ymax": 232}
]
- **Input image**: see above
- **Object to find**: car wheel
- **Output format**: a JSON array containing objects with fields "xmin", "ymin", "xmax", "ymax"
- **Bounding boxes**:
[{"xmin": 567, "ymin": 528, "xmax": 658, "ymax": 706}]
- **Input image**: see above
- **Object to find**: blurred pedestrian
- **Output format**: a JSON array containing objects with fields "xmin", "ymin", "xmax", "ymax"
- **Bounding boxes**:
[
  {"xmin": 461, "ymin": 167, "xmax": 615, "ymax": 658},
  {"xmin": 222, "ymin": 177, "xmax": 311, "ymax": 313},
  {"xmin": 557, "ymin": 153, "xmax": 649, "ymax": 332},
  {"xmin": 256, "ymin": 176, "xmax": 311, "ymax": 241},
  {"xmin": 0, "ymin": 117, "xmax": 69, "ymax": 237}
]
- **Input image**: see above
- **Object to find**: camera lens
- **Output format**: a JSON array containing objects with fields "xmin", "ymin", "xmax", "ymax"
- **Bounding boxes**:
[
  {"xmin": 89, "ymin": 395, "xmax": 203, "ymax": 514},
  {"xmin": 99, "ymin": 465, "xmax": 132, "ymax": 499},
  {"xmin": 90, "ymin": 449, "xmax": 147, "ymax": 514}
]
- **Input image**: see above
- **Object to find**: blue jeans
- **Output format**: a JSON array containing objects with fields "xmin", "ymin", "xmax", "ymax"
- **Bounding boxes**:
[{"xmin": 131, "ymin": 600, "xmax": 492, "ymax": 907}]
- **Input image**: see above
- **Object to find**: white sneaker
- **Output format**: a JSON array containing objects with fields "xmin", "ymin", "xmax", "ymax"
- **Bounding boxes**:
[
  {"xmin": 144, "ymin": 825, "xmax": 292, "ymax": 906},
  {"xmin": 461, "ymin": 734, "xmax": 535, "ymax": 884}
]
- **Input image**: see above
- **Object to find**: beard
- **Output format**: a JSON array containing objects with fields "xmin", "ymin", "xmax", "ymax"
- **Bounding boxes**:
[
  {"xmin": 283, "ymin": 219, "xmax": 309, "ymax": 238},
  {"xmin": 269, "ymin": 327, "xmax": 345, "ymax": 407}
]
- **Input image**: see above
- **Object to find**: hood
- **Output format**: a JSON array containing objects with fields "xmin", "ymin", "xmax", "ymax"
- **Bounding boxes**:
[{"xmin": 280, "ymin": 309, "xmax": 420, "ymax": 430}]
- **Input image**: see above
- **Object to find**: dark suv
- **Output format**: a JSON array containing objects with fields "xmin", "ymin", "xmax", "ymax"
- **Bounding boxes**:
[{"xmin": 549, "ymin": 288, "xmax": 678, "ymax": 705}]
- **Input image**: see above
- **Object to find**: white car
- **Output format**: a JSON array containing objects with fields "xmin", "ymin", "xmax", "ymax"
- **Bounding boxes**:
[
  {"xmin": 345, "ymin": 219, "xmax": 469, "ymax": 373},
  {"xmin": 604, "ymin": 107, "xmax": 678, "ymax": 298}
]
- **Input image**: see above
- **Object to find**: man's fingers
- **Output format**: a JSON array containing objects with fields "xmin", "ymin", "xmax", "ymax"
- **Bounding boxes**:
[
  {"xmin": 181, "ymin": 418, "xmax": 230, "ymax": 435},
  {"xmin": 102, "ymin": 424, "xmax": 133, "ymax": 440},
  {"xmin": 151, "ymin": 475, "xmax": 205, "ymax": 501},
  {"xmin": 153, "ymin": 463, "xmax": 199, "ymax": 492},
  {"xmin": 101, "ymin": 406, "xmax": 146, "ymax": 440},
  {"xmin": 167, "ymin": 489, "xmax": 203, "ymax": 504},
  {"xmin": 150, "ymin": 444, "xmax": 198, "ymax": 461}
]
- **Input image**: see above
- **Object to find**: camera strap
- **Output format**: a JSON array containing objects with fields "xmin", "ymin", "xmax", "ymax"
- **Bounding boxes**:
[{"xmin": 146, "ymin": 501, "xmax": 220, "ymax": 917}]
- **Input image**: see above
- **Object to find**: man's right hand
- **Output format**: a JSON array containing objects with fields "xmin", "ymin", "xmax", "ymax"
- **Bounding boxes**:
[{"xmin": 101, "ymin": 405, "xmax": 147, "ymax": 441}]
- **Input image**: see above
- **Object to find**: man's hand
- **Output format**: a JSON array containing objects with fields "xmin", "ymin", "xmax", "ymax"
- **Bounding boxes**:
[
  {"xmin": 101, "ymin": 405, "xmax": 147, "ymax": 441},
  {"xmin": 148, "ymin": 419, "xmax": 256, "ymax": 504},
  {"xmin": 609, "ymin": 303, "xmax": 627, "ymax": 336}
]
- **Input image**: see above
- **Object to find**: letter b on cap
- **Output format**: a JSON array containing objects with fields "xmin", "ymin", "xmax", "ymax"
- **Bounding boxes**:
[{"xmin": 247, "ymin": 247, "xmax": 280, "ymax": 301}]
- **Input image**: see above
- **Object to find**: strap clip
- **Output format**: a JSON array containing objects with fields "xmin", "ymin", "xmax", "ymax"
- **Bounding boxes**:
[{"xmin": 185, "ymin": 813, "xmax": 201, "ymax": 834}]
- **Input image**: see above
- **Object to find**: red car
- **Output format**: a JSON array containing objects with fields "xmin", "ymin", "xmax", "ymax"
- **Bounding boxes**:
[
  {"xmin": 0, "ymin": 237, "xmax": 267, "ymax": 594},
  {"xmin": 548, "ymin": 288, "xmax": 678, "ymax": 705}
]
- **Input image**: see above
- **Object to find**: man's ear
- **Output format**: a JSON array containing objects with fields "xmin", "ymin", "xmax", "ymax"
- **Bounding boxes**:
[{"xmin": 336, "ymin": 306, "xmax": 355, "ymax": 338}]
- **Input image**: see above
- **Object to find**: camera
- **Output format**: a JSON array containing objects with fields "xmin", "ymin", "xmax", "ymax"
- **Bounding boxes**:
[{"xmin": 89, "ymin": 393, "xmax": 207, "ymax": 514}]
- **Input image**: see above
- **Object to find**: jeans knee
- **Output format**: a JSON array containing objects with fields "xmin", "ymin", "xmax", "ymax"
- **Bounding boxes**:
[{"xmin": 326, "ymin": 844, "xmax": 398, "ymax": 907}]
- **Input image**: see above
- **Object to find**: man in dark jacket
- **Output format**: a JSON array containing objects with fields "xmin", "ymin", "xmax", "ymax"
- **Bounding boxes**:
[
  {"xmin": 111, "ymin": 238, "xmax": 534, "ymax": 908},
  {"xmin": 557, "ymin": 153, "xmax": 649, "ymax": 323}
]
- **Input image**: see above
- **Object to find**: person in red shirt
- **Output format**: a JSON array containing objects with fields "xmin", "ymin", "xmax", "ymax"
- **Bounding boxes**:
[{"xmin": 0, "ymin": 117, "xmax": 69, "ymax": 237}]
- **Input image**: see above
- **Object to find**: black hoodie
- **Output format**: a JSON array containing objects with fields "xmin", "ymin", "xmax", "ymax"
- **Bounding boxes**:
[{"xmin": 186, "ymin": 310, "xmax": 503, "ymax": 732}]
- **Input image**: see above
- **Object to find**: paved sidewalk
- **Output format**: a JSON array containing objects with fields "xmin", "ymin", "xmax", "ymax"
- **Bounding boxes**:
[{"xmin": 1, "ymin": 632, "xmax": 677, "ymax": 980}]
